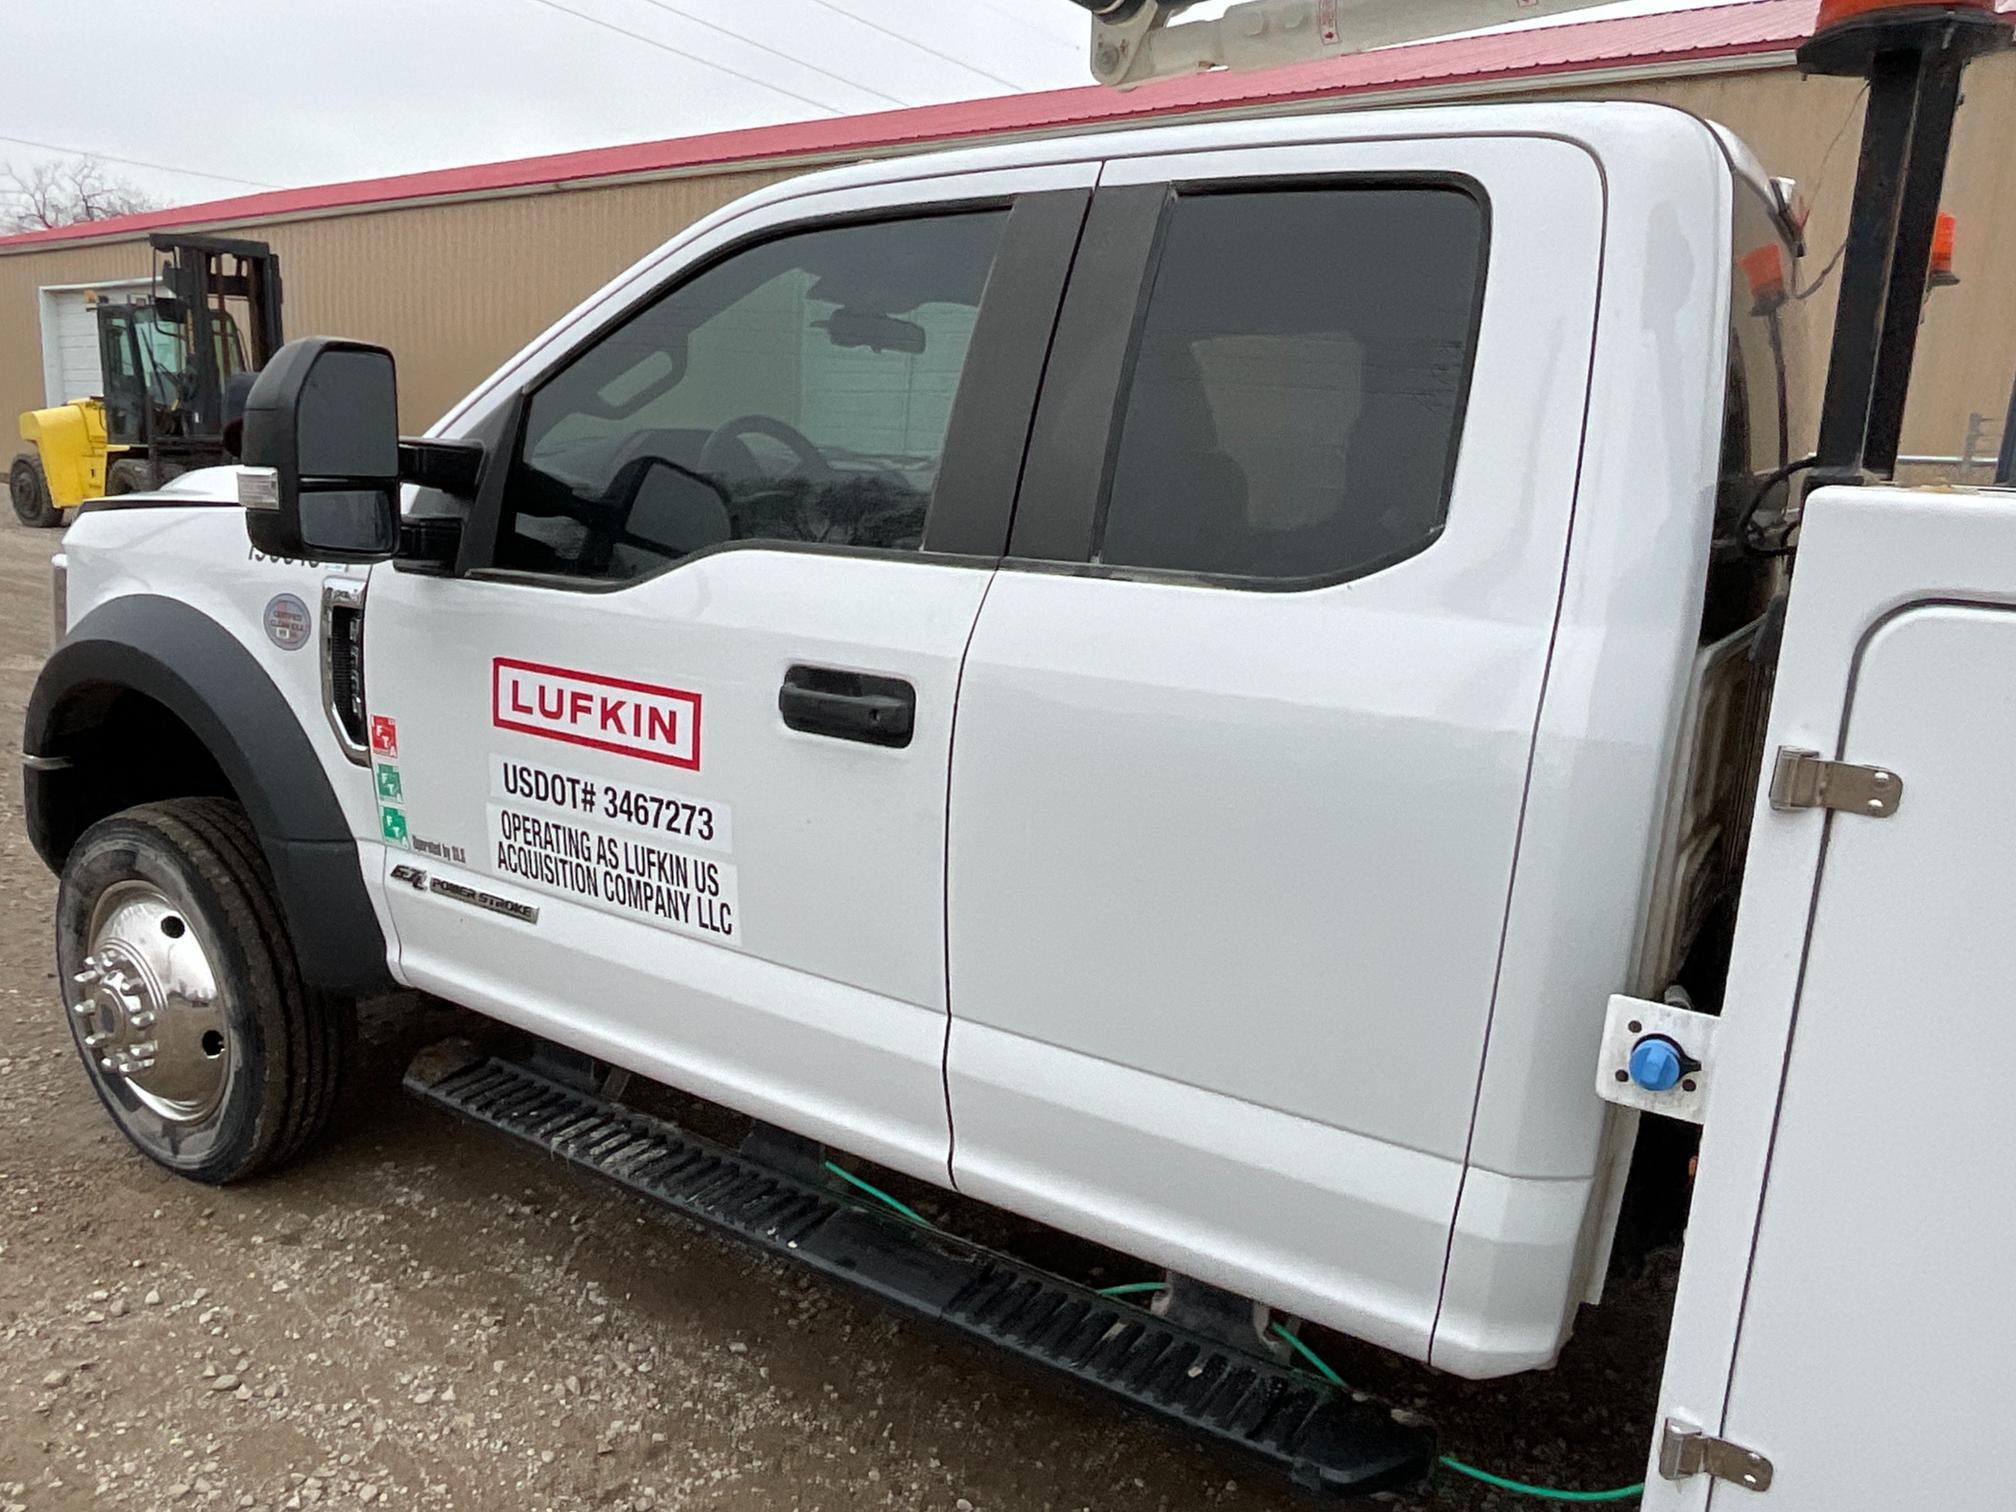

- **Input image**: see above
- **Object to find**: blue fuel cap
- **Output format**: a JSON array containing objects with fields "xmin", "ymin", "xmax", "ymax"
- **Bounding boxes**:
[{"xmin": 1628, "ymin": 1037, "xmax": 1687, "ymax": 1093}]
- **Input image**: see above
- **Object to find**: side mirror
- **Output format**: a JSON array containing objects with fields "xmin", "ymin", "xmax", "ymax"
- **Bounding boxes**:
[{"xmin": 240, "ymin": 337, "xmax": 400, "ymax": 561}]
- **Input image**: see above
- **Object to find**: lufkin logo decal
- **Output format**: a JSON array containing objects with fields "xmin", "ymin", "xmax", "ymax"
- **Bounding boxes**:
[{"xmin": 493, "ymin": 658, "xmax": 702, "ymax": 771}]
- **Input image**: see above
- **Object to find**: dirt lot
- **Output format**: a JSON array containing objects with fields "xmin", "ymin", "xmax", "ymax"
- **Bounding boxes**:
[{"xmin": 0, "ymin": 517, "xmax": 1666, "ymax": 1510}]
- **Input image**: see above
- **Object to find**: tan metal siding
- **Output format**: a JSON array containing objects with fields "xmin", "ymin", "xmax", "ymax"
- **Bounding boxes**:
[
  {"xmin": 3, "ymin": 57, "xmax": 2010, "ymax": 461},
  {"xmin": 1529, "ymin": 55, "xmax": 2016, "ymax": 468},
  {"xmin": 0, "ymin": 243, "xmax": 156, "ymax": 422},
  {"xmin": 1, "ymin": 170, "xmax": 787, "ymax": 434}
]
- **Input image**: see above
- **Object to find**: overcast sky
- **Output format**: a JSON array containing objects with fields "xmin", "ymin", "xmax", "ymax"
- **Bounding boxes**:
[{"xmin": 0, "ymin": 0, "xmax": 1752, "ymax": 212}]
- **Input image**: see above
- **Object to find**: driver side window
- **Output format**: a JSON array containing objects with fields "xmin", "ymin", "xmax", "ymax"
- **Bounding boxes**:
[{"xmin": 497, "ymin": 209, "xmax": 1008, "ymax": 582}]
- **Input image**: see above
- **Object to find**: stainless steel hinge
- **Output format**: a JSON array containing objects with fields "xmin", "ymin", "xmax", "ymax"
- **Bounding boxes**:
[
  {"xmin": 1768, "ymin": 747, "xmax": 1903, "ymax": 817},
  {"xmin": 1659, "ymin": 1419, "xmax": 1774, "ymax": 1492}
]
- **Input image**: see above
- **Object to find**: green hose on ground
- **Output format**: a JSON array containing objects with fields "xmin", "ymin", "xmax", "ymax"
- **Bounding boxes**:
[{"xmin": 831, "ymin": 1176, "xmax": 1646, "ymax": 1503}]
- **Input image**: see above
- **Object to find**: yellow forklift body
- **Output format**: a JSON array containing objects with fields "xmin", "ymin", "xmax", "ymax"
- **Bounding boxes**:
[{"xmin": 18, "ymin": 399, "xmax": 112, "ymax": 509}]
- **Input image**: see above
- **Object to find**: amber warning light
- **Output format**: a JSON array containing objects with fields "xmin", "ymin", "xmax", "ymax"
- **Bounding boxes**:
[
  {"xmin": 1742, "ymin": 244, "xmax": 1789, "ymax": 313},
  {"xmin": 1929, "ymin": 212, "xmax": 1960, "ymax": 288}
]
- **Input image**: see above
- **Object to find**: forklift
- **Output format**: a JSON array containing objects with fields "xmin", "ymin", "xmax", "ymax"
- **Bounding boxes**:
[{"xmin": 10, "ymin": 233, "xmax": 282, "ymax": 527}]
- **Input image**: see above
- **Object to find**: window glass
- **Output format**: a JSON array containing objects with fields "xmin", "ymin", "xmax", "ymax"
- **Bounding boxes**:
[
  {"xmin": 1097, "ymin": 187, "xmax": 1485, "ymax": 582},
  {"xmin": 499, "ymin": 211, "xmax": 1007, "ymax": 580},
  {"xmin": 1704, "ymin": 184, "xmax": 1808, "ymax": 637}
]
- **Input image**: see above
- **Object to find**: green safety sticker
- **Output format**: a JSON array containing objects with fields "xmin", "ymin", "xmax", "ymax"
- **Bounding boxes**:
[
  {"xmin": 375, "ymin": 764, "xmax": 403, "ymax": 801},
  {"xmin": 380, "ymin": 805, "xmax": 410, "ymax": 846}
]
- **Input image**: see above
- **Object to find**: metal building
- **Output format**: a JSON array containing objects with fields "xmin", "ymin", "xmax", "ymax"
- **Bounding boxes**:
[{"xmin": 4, "ymin": 0, "xmax": 2011, "ymax": 470}]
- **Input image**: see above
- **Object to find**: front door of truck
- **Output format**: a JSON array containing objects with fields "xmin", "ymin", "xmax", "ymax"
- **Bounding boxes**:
[
  {"xmin": 363, "ymin": 170, "xmax": 1090, "ymax": 1183},
  {"xmin": 943, "ymin": 136, "xmax": 1606, "ymax": 1363}
]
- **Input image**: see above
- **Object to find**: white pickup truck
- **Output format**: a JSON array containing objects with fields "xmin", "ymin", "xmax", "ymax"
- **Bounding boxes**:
[{"xmin": 22, "ymin": 3, "xmax": 2016, "ymax": 1501}]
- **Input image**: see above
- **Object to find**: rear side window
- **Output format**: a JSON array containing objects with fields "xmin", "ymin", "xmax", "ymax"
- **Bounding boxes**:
[{"xmin": 1096, "ymin": 186, "xmax": 1486, "ymax": 582}]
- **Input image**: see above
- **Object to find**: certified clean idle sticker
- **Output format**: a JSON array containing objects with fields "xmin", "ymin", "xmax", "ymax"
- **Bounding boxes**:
[
  {"xmin": 489, "ymin": 755, "xmax": 731, "ymax": 854},
  {"xmin": 493, "ymin": 658, "xmax": 701, "ymax": 771},
  {"xmin": 262, "ymin": 593, "xmax": 312, "ymax": 650},
  {"xmin": 487, "ymin": 804, "xmax": 738, "ymax": 945}
]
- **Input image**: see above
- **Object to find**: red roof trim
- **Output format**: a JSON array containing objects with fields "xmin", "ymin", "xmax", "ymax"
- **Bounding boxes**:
[{"xmin": 0, "ymin": 0, "xmax": 1840, "ymax": 253}]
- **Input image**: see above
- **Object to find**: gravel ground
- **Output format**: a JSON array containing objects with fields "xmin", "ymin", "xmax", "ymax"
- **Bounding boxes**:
[{"xmin": 0, "ymin": 517, "xmax": 1665, "ymax": 1510}]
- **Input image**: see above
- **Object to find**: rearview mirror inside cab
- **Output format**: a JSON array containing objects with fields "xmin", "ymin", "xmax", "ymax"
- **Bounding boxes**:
[{"xmin": 240, "ymin": 337, "xmax": 400, "ymax": 561}]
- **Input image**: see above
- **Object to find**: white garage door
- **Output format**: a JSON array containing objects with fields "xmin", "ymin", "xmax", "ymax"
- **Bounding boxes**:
[{"xmin": 40, "ymin": 282, "xmax": 148, "ymax": 406}]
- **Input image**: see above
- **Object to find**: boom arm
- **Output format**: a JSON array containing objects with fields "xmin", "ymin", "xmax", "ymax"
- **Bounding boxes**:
[{"xmin": 1067, "ymin": 0, "xmax": 1622, "ymax": 88}]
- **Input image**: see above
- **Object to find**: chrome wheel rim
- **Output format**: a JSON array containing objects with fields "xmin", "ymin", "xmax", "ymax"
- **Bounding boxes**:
[{"xmin": 72, "ymin": 881, "xmax": 229, "ymax": 1125}]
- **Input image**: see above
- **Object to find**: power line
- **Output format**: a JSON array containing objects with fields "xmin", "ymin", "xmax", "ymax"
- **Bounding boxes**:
[
  {"xmin": 519, "ymin": 0, "xmax": 843, "ymax": 116},
  {"xmin": 969, "ymin": 0, "xmax": 1086, "ymax": 56},
  {"xmin": 0, "ymin": 132, "xmax": 278, "ymax": 189},
  {"xmin": 628, "ymin": 0, "xmax": 911, "ymax": 106},
  {"xmin": 801, "ymin": 0, "xmax": 1026, "ymax": 91}
]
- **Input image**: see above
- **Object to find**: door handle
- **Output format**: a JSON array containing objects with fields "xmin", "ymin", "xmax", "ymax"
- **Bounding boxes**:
[{"xmin": 779, "ymin": 665, "xmax": 915, "ymax": 748}]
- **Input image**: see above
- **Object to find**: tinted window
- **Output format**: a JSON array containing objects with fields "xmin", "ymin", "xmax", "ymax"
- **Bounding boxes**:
[
  {"xmin": 1096, "ymin": 187, "xmax": 1485, "ymax": 582},
  {"xmin": 498, "ymin": 211, "xmax": 1007, "ymax": 581}
]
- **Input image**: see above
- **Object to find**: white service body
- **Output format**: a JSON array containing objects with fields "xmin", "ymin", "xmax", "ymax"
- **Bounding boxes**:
[{"xmin": 1646, "ymin": 482, "xmax": 2016, "ymax": 1508}]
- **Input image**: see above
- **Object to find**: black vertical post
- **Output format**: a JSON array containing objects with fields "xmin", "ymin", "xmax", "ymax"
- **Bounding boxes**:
[
  {"xmin": 1862, "ymin": 58, "xmax": 1965, "ymax": 475},
  {"xmin": 1808, "ymin": 51, "xmax": 1921, "ymax": 482},
  {"xmin": 1798, "ymin": 4, "xmax": 2010, "ymax": 489},
  {"xmin": 1997, "ymin": 371, "xmax": 2016, "ymax": 486}
]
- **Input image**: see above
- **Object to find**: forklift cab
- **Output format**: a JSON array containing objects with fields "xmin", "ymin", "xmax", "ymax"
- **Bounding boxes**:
[{"xmin": 96, "ymin": 299, "xmax": 250, "ymax": 449}]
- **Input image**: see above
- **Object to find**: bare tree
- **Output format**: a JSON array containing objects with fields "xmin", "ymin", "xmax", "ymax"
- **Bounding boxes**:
[{"xmin": 0, "ymin": 157, "xmax": 159, "ymax": 232}]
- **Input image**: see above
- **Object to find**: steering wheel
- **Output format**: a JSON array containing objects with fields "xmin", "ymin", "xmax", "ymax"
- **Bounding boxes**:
[{"xmin": 698, "ymin": 414, "xmax": 833, "ymax": 483}]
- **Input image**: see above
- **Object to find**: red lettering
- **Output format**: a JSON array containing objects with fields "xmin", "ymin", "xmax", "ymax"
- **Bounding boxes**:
[
  {"xmin": 646, "ymin": 706, "xmax": 679, "ymax": 747},
  {"xmin": 569, "ymin": 690, "xmax": 593, "ymax": 724},
  {"xmin": 537, "ymin": 684, "xmax": 565, "ymax": 719},
  {"xmin": 599, "ymin": 695, "xmax": 625, "ymax": 733},
  {"xmin": 509, "ymin": 679, "xmax": 533, "ymax": 716}
]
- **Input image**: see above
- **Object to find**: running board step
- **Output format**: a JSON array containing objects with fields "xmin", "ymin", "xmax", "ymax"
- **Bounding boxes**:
[{"xmin": 405, "ymin": 1048, "xmax": 1433, "ymax": 1502}]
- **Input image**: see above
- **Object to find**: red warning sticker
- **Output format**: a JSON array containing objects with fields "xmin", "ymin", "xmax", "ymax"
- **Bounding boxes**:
[
  {"xmin": 492, "ymin": 658, "xmax": 702, "ymax": 771},
  {"xmin": 370, "ymin": 715, "xmax": 399, "ymax": 758}
]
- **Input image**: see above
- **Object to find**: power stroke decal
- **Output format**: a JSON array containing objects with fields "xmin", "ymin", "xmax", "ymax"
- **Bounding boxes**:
[
  {"xmin": 493, "ymin": 659, "xmax": 702, "ymax": 771},
  {"xmin": 487, "ymin": 804, "xmax": 738, "ymax": 945}
]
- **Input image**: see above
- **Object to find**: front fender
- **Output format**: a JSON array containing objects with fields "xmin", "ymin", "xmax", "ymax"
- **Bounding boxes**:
[{"xmin": 24, "ymin": 593, "xmax": 392, "ymax": 995}]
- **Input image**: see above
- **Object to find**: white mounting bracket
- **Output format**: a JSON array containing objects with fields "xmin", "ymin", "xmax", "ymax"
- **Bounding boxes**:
[
  {"xmin": 1084, "ymin": 0, "xmax": 1622, "ymax": 90},
  {"xmin": 1596, "ymin": 992, "xmax": 1720, "ymax": 1125}
]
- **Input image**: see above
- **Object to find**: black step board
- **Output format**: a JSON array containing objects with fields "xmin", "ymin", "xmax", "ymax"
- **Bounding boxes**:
[{"xmin": 405, "ymin": 1050, "xmax": 1433, "ymax": 1502}]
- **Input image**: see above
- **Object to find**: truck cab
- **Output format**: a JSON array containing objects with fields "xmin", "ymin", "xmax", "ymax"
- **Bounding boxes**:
[{"xmin": 27, "ymin": 100, "xmax": 1806, "ymax": 1388}]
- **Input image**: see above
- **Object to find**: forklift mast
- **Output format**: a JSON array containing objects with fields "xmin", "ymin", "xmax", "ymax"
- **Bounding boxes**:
[{"xmin": 149, "ymin": 232, "xmax": 284, "ymax": 448}]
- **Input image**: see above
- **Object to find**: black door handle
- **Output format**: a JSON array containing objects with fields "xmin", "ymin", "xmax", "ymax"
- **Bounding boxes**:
[{"xmin": 779, "ymin": 665, "xmax": 915, "ymax": 748}]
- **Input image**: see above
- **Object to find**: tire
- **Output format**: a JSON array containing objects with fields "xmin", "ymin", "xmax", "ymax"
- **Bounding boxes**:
[
  {"xmin": 10, "ymin": 451, "xmax": 60, "ymax": 527},
  {"xmin": 55, "ymin": 798, "xmax": 354, "ymax": 1184},
  {"xmin": 105, "ymin": 457, "xmax": 154, "ymax": 495}
]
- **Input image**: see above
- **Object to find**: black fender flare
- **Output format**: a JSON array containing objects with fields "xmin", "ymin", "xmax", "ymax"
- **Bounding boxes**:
[{"xmin": 23, "ymin": 593, "xmax": 393, "ymax": 995}]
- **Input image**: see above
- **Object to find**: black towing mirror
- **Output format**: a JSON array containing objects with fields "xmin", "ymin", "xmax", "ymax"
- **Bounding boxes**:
[{"xmin": 240, "ymin": 337, "xmax": 401, "ymax": 562}]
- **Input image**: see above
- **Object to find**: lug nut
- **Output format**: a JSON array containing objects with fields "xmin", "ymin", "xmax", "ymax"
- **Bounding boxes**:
[
  {"xmin": 127, "ymin": 1010, "xmax": 157, "ymax": 1030},
  {"xmin": 70, "ymin": 999, "xmax": 97, "ymax": 1016},
  {"xmin": 83, "ymin": 1031, "xmax": 111, "ymax": 1048}
]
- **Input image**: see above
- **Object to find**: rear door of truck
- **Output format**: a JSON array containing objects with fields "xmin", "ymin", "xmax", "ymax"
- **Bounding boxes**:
[{"xmin": 942, "ymin": 130, "xmax": 1606, "ymax": 1360}]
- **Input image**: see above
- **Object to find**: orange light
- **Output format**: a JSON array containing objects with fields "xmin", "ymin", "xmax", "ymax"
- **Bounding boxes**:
[
  {"xmin": 1929, "ymin": 211, "xmax": 1960, "ymax": 288},
  {"xmin": 1742, "ymin": 243, "xmax": 1788, "ymax": 312},
  {"xmin": 1816, "ymin": 0, "xmax": 1995, "ymax": 24}
]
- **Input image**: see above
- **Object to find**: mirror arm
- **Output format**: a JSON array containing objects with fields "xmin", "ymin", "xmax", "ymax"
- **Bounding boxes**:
[{"xmin": 398, "ymin": 436, "xmax": 486, "ymax": 496}]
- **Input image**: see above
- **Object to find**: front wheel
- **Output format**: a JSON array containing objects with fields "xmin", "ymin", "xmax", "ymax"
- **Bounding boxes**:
[
  {"xmin": 56, "ymin": 798, "xmax": 354, "ymax": 1183},
  {"xmin": 105, "ymin": 457, "xmax": 154, "ymax": 495}
]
